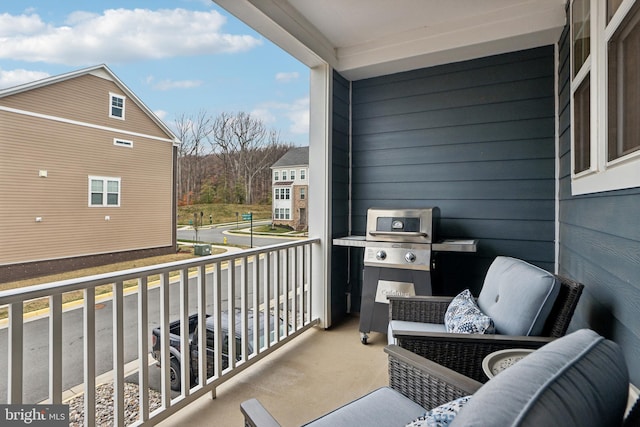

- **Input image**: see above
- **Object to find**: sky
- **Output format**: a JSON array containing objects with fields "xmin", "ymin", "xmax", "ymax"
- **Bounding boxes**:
[{"xmin": 0, "ymin": 0, "xmax": 310, "ymax": 146}]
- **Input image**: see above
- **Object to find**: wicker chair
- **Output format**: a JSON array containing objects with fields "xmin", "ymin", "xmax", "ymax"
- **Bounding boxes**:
[
  {"xmin": 389, "ymin": 274, "xmax": 584, "ymax": 383},
  {"xmin": 242, "ymin": 342, "xmax": 638, "ymax": 426}
]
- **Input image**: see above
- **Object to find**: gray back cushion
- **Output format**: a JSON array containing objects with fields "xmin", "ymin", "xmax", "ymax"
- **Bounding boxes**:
[
  {"xmin": 451, "ymin": 329, "xmax": 629, "ymax": 427},
  {"xmin": 477, "ymin": 256, "xmax": 560, "ymax": 336}
]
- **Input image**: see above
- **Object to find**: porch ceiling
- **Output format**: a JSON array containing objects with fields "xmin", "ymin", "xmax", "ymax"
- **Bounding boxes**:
[{"xmin": 214, "ymin": 0, "xmax": 568, "ymax": 80}]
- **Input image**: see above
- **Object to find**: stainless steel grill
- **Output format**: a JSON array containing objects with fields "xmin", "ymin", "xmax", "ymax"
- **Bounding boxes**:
[
  {"xmin": 363, "ymin": 207, "xmax": 439, "ymax": 271},
  {"xmin": 359, "ymin": 207, "xmax": 440, "ymax": 344}
]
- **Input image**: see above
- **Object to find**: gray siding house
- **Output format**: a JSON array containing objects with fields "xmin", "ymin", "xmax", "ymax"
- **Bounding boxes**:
[{"xmin": 216, "ymin": 0, "xmax": 640, "ymax": 387}]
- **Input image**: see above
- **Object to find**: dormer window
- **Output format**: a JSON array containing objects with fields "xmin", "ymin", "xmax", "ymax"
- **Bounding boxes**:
[{"xmin": 110, "ymin": 93, "xmax": 125, "ymax": 119}]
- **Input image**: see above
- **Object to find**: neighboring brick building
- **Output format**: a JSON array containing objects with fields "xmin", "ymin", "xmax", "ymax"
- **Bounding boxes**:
[{"xmin": 271, "ymin": 146, "xmax": 308, "ymax": 231}]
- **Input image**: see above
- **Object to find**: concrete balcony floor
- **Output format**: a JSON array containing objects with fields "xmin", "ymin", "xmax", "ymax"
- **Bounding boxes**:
[{"xmin": 159, "ymin": 315, "xmax": 388, "ymax": 426}]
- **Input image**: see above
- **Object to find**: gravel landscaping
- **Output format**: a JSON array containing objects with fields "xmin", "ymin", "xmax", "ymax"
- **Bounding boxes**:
[{"xmin": 67, "ymin": 382, "xmax": 162, "ymax": 427}]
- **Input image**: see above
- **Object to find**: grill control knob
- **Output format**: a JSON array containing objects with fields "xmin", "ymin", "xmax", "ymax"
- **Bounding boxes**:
[
  {"xmin": 376, "ymin": 250, "xmax": 387, "ymax": 261},
  {"xmin": 405, "ymin": 252, "xmax": 416, "ymax": 263}
]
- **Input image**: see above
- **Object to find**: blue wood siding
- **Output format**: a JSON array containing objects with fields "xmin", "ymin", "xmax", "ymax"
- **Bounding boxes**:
[
  {"xmin": 330, "ymin": 71, "xmax": 352, "ymax": 322},
  {"xmin": 557, "ymin": 15, "xmax": 640, "ymax": 385},
  {"xmin": 348, "ymin": 47, "xmax": 557, "ymax": 295}
]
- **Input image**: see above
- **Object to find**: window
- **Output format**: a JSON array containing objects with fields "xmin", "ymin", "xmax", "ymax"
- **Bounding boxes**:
[
  {"xmin": 300, "ymin": 188, "xmax": 306, "ymax": 200},
  {"xmin": 275, "ymin": 188, "xmax": 280, "ymax": 200},
  {"xmin": 110, "ymin": 93, "xmax": 125, "ymax": 119},
  {"xmin": 290, "ymin": 170, "xmax": 295, "ymax": 180},
  {"xmin": 607, "ymin": 1, "xmax": 640, "ymax": 161},
  {"xmin": 274, "ymin": 171, "xmax": 279, "ymax": 181},
  {"xmin": 285, "ymin": 208, "xmax": 290, "ymax": 219},
  {"xmin": 570, "ymin": 0, "xmax": 640, "ymax": 194},
  {"xmin": 282, "ymin": 170, "xmax": 287, "ymax": 180},
  {"xmin": 300, "ymin": 168, "xmax": 306, "ymax": 180},
  {"xmin": 89, "ymin": 176, "xmax": 120, "ymax": 207},
  {"xmin": 113, "ymin": 138, "xmax": 133, "ymax": 148},
  {"xmin": 274, "ymin": 208, "xmax": 280, "ymax": 219},
  {"xmin": 285, "ymin": 188, "xmax": 290, "ymax": 200}
]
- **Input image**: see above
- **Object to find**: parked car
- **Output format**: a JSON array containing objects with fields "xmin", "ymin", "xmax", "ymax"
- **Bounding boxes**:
[{"xmin": 151, "ymin": 309, "xmax": 279, "ymax": 391}]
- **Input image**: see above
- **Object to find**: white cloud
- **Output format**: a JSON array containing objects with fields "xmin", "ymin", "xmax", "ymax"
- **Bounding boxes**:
[
  {"xmin": 0, "ymin": 8, "xmax": 262, "ymax": 65},
  {"xmin": 154, "ymin": 109, "xmax": 168, "ymax": 120},
  {"xmin": 253, "ymin": 96, "xmax": 309, "ymax": 136},
  {"xmin": 0, "ymin": 67, "xmax": 49, "ymax": 89},
  {"xmin": 250, "ymin": 108, "xmax": 276, "ymax": 124},
  {"xmin": 152, "ymin": 79, "xmax": 203, "ymax": 91},
  {"xmin": 286, "ymin": 97, "xmax": 309, "ymax": 134},
  {"xmin": 275, "ymin": 71, "xmax": 299, "ymax": 83}
]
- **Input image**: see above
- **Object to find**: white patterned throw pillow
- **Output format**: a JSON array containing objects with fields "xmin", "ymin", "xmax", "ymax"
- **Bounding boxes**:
[
  {"xmin": 444, "ymin": 289, "xmax": 495, "ymax": 334},
  {"xmin": 405, "ymin": 395, "xmax": 472, "ymax": 427}
]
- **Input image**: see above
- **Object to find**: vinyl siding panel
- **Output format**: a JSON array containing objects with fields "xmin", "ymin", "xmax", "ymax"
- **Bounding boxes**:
[
  {"xmin": 1, "ymin": 74, "xmax": 170, "ymax": 140},
  {"xmin": 349, "ymin": 46, "xmax": 556, "ymax": 295},
  {"xmin": 556, "ymin": 15, "xmax": 640, "ymax": 385},
  {"xmin": 0, "ymin": 106, "xmax": 173, "ymax": 266}
]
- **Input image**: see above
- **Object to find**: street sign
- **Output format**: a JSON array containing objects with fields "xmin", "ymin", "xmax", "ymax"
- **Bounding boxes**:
[{"xmin": 241, "ymin": 213, "xmax": 252, "ymax": 220}]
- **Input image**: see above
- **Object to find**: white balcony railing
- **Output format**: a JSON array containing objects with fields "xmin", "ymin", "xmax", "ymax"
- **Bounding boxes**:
[{"xmin": 0, "ymin": 238, "xmax": 320, "ymax": 426}]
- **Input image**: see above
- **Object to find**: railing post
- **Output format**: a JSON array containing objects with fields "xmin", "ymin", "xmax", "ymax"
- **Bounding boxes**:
[
  {"xmin": 179, "ymin": 268, "xmax": 191, "ymax": 397},
  {"xmin": 160, "ymin": 272, "xmax": 172, "ymax": 408},
  {"xmin": 8, "ymin": 302, "xmax": 24, "ymax": 404},
  {"xmin": 84, "ymin": 288, "xmax": 96, "ymax": 427},
  {"xmin": 137, "ymin": 277, "xmax": 150, "ymax": 422},
  {"xmin": 197, "ymin": 264, "xmax": 207, "ymax": 393},
  {"xmin": 113, "ymin": 280, "xmax": 125, "ymax": 426},
  {"xmin": 49, "ymin": 293, "xmax": 63, "ymax": 404}
]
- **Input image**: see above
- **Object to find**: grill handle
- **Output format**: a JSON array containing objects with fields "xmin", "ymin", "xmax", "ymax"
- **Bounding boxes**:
[{"xmin": 368, "ymin": 231, "xmax": 428, "ymax": 238}]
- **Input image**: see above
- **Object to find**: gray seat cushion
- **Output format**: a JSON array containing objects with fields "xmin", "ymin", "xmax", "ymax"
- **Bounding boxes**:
[
  {"xmin": 304, "ymin": 386, "xmax": 426, "ymax": 427},
  {"xmin": 477, "ymin": 256, "xmax": 560, "ymax": 336},
  {"xmin": 387, "ymin": 320, "xmax": 447, "ymax": 345},
  {"xmin": 451, "ymin": 329, "xmax": 629, "ymax": 427}
]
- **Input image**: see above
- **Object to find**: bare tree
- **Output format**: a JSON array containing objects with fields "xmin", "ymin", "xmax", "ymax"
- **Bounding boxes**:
[
  {"xmin": 175, "ymin": 111, "xmax": 214, "ymax": 204},
  {"xmin": 211, "ymin": 112, "xmax": 286, "ymax": 204}
]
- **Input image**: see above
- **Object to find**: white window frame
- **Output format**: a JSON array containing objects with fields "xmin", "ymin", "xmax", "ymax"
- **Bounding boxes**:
[
  {"xmin": 300, "ymin": 168, "xmax": 306, "ymax": 180},
  {"xmin": 275, "ymin": 188, "xmax": 280, "ymax": 200},
  {"xmin": 89, "ymin": 176, "xmax": 121, "ymax": 207},
  {"xmin": 300, "ymin": 187, "xmax": 306, "ymax": 200},
  {"xmin": 274, "ymin": 171, "xmax": 279, "ymax": 181},
  {"xmin": 282, "ymin": 170, "xmax": 287, "ymax": 180},
  {"xmin": 109, "ymin": 93, "xmax": 126, "ymax": 120},
  {"xmin": 113, "ymin": 138, "xmax": 133, "ymax": 148},
  {"xmin": 285, "ymin": 208, "xmax": 290, "ymax": 219},
  {"xmin": 285, "ymin": 188, "xmax": 290, "ymax": 200},
  {"xmin": 290, "ymin": 169, "xmax": 296, "ymax": 180},
  {"xmin": 571, "ymin": 0, "xmax": 640, "ymax": 194}
]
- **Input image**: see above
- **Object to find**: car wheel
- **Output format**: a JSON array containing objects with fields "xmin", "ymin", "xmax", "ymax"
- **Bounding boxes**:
[{"xmin": 170, "ymin": 358, "xmax": 181, "ymax": 391}]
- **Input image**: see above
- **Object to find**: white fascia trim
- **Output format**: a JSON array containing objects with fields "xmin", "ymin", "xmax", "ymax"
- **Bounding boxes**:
[
  {"xmin": 214, "ymin": 0, "xmax": 332, "ymax": 69},
  {"xmin": 0, "ymin": 105, "xmax": 177, "ymax": 145}
]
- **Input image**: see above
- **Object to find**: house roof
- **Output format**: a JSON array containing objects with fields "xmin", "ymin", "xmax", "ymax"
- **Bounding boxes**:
[
  {"xmin": 213, "ymin": 0, "xmax": 567, "ymax": 80},
  {"xmin": 0, "ymin": 64, "xmax": 180, "ymax": 145},
  {"xmin": 272, "ymin": 146, "xmax": 309, "ymax": 168}
]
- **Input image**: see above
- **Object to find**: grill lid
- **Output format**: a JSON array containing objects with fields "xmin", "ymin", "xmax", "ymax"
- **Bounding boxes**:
[{"xmin": 366, "ymin": 207, "xmax": 439, "ymax": 244}]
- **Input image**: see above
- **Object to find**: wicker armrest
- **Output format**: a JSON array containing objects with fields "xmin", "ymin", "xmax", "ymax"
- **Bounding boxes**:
[
  {"xmin": 240, "ymin": 398, "xmax": 282, "ymax": 427},
  {"xmin": 389, "ymin": 296, "xmax": 454, "ymax": 324},
  {"xmin": 385, "ymin": 345, "xmax": 482, "ymax": 410},
  {"xmin": 394, "ymin": 331, "xmax": 554, "ymax": 383}
]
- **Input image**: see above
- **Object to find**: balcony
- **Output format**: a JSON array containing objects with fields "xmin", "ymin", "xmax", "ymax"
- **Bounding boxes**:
[{"xmin": 0, "ymin": 238, "xmax": 384, "ymax": 426}]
